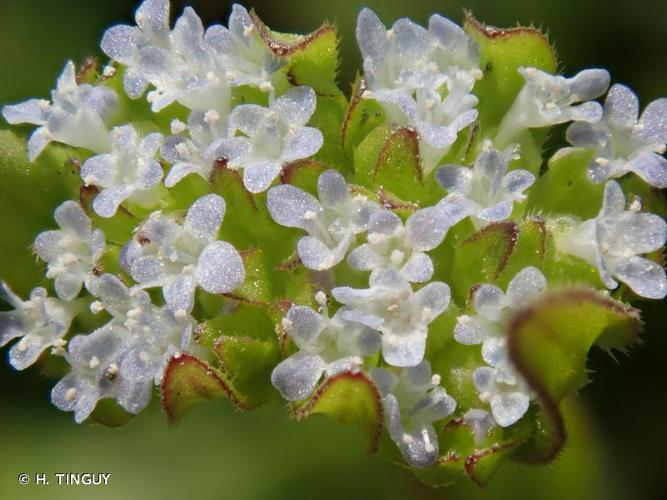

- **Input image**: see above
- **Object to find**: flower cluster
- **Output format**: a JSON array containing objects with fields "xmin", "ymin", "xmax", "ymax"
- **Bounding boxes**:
[{"xmin": 1, "ymin": 0, "xmax": 665, "ymax": 480}]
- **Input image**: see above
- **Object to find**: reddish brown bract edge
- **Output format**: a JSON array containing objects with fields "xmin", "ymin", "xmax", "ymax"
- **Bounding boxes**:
[
  {"xmin": 506, "ymin": 288, "xmax": 641, "ymax": 463},
  {"xmin": 374, "ymin": 126, "xmax": 423, "ymax": 183},
  {"xmin": 463, "ymin": 221, "xmax": 519, "ymax": 279},
  {"xmin": 464, "ymin": 440, "xmax": 520, "ymax": 487},
  {"xmin": 160, "ymin": 353, "xmax": 252, "ymax": 423},
  {"xmin": 249, "ymin": 10, "xmax": 335, "ymax": 57},
  {"xmin": 463, "ymin": 10, "xmax": 550, "ymax": 42},
  {"xmin": 340, "ymin": 76, "xmax": 367, "ymax": 150},
  {"xmin": 280, "ymin": 158, "xmax": 328, "ymax": 184}
]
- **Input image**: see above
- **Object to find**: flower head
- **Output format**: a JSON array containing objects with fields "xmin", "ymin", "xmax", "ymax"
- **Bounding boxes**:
[
  {"xmin": 356, "ymin": 8, "xmax": 480, "ymax": 172},
  {"xmin": 436, "ymin": 141, "xmax": 535, "ymax": 227},
  {"xmin": 554, "ymin": 181, "xmax": 667, "ymax": 299},
  {"xmin": 372, "ymin": 361, "xmax": 456, "ymax": 468},
  {"xmin": 216, "ymin": 86, "xmax": 323, "ymax": 193},
  {"xmin": 454, "ymin": 267, "xmax": 546, "ymax": 426},
  {"xmin": 122, "ymin": 194, "xmax": 245, "ymax": 316},
  {"xmin": 33, "ymin": 201, "xmax": 105, "ymax": 300},
  {"xmin": 567, "ymin": 83, "xmax": 667, "ymax": 188},
  {"xmin": 333, "ymin": 271, "xmax": 450, "ymax": 367},
  {"xmin": 161, "ymin": 110, "xmax": 228, "ymax": 187},
  {"xmin": 81, "ymin": 125, "xmax": 164, "ymax": 218},
  {"xmin": 2, "ymin": 60, "xmax": 117, "ymax": 161},
  {"xmin": 268, "ymin": 169, "xmax": 377, "ymax": 270},
  {"xmin": 0, "ymin": 284, "xmax": 76, "ymax": 370},
  {"xmin": 496, "ymin": 67, "xmax": 610, "ymax": 146},
  {"xmin": 271, "ymin": 300, "xmax": 381, "ymax": 401},
  {"xmin": 52, "ymin": 274, "xmax": 192, "ymax": 422}
]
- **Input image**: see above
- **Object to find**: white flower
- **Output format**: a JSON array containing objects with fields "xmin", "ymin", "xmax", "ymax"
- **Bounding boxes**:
[
  {"xmin": 554, "ymin": 181, "xmax": 667, "ymax": 299},
  {"xmin": 51, "ymin": 273, "xmax": 192, "ymax": 422},
  {"xmin": 161, "ymin": 110, "xmax": 228, "ymax": 187},
  {"xmin": 103, "ymin": 0, "xmax": 230, "ymax": 113},
  {"xmin": 0, "ymin": 284, "xmax": 76, "ymax": 370},
  {"xmin": 436, "ymin": 141, "xmax": 535, "ymax": 227},
  {"xmin": 332, "ymin": 270, "xmax": 450, "ymax": 367},
  {"xmin": 267, "ymin": 169, "xmax": 377, "ymax": 270},
  {"xmin": 215, "ymin": 86, "xmax": 323, "ymax": 193},
  {"xmin": 121, "ymin": 194, "xmax": 245, "ymax": 316},
  {"xmin": 356, "ymin": 8, "xmax": 480, "ymax": 173},
  {"xmin": 1, "ymin": 60, "xmax": 117, "ymax": 161},
  {"xmin": 371, "ymin": 361, "xmax": 456, "ymax": 468},
  {"xmin": 454, "ymin": 266, "xmax": 546, "ymax": 426},
  {"xmin": 204, "ymin": 4, "xmax": 284, "ymax": 89},
  {"xmin": 386, "ymin": 84, "xmax": 479, "ymax": 173},
  {"xmin": 141, "ymin": 6, "xmax": 231, "ymax": 113},
  {"xmin": 81, "ymin": 125, "xmax": 164, "ymax": 218},
  {"xmin": 33, "ymin": 201, "xmax": 105, "ymax": 300},
  {"xmin": 496, "ymin": 67, "xmax": 610, "ymax": 146},
  {"xmin": 356, "ymin": 8, "xmax": 480, "ymax": 99},
  {"xmin": 100, "ymin": 0, "xmax": 171, "ymax": 99},
  {"xmin": 347, "ymin": 198, "xmax": 472, "ymax": 282},
  {"xmin": 271, "ymin": 300, "xmax": 381, "ymax": 401},
  {"xmin": 567, "ymin": 83, "xmax": 667, "ymax": 188}
]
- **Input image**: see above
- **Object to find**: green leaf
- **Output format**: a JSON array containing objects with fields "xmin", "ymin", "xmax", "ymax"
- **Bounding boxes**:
[
  {"xmin": 197, "ymin": 302, "xmax": 276, "ymax": 349},
  {"xmin": 279, "ymin": 159, "xmax": 327, "ymax": 196},
  {"xmin": 450, "ymin": 222, "xmax": 519, "ymax": 302},
  {"xmin": 527, "ymin": 147, "xmax": 604, "ymax": 219},
  {"xmin": 354, "ymin": 125, "xmax": 438, "ymax": 204},
  {"xmin": 250, "ymin": 12, "xmax": 340, "ymax": 95},
  {"xmin": 496, "ymin": 216, "xmax": 547, "ymax": 288},
  {"xmin": 214, "ymin": 336, "xmax": 280, "ymax": 405},
  {"xmin": 464, "ymin": 13, "xmax": 558, "ymax": 131},
  {"xmin": 507, "ymin": 288, "xmax": 642, "ymax": 462},
  {"xmin": 160, "ymin": 353, "xmax": 251, "ymax": 423},
  {"xmin": 293, "ymin": 371, "xmax": 384, "ymax": 452},
  {"xmin": 341, "ymin": 76, "xmax": 385, "ymax": 157},
  {"xmin": 0, "ymin": 130, "xmax": 81, "ymax": 294}
]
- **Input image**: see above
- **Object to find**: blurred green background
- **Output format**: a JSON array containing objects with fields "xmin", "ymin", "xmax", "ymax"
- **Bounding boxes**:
[{"xmin": 0, "ymin": 0, "xmax": 665, "ymax": 499}]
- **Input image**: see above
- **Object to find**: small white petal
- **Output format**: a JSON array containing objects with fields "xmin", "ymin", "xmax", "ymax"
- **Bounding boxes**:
[
  {"xmin": 271, "ymin": 352, "xmax": 325, "ymax": 401},
  {"xmin": 195, "ymin": 241, "xmax": 245, "ymax": 294}
]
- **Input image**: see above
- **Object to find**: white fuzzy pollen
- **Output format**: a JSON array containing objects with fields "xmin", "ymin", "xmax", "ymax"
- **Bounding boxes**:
[
  {"xmin": 65, "ymin": 387, "xmax": 78, "ymax": 402},
  {"xmin": 302, "ymin": 210, "xmax": 318, "ymax": 221},
  {"xmin": 204, "ymin": 110, "xmax": 220, "ymax": 125},
  {"xmin": 390, "ymin": 249, "xmax": 405, "ymax": 266},
  {"xmin": 315, "ymin": 291, "xmax": 327, "ymax": 306},
  {"xmin": 89, "ymin": 356, "xmax": 100, "ymax": 369},
  {"xmin": 139, "ymin": 350, "xmax": 151, "ymax": 363},
  {"xmin": 170, "ymin": 119, "xmax": 187, "ymax": 135}
]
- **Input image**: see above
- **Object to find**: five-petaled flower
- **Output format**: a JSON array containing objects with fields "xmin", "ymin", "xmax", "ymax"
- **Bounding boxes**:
[
  {"xmin": 454, "ymin": 267, "xmax": 546, "ymax": 426},
  {"xmin": 567, "ymin": 83, "xmax": 667, "ymax": 188},
  {"xmin": 333, "ymin": 270, "xmax": 451, "ymax": 367},
  {"xmin": 51, "ymin": 273, "xmax": 192, "ymax": 422},
  {"xmin": 554, "ymin": 181, "xmax": 667, "ymax": 299},
  {"xmin": 271, "ymin": 296, "xmax": 381, "ymax": 401},
  {"xmin": 122, "ymin": 194, "xmax": 245, "ymax": 317},
  {"xmin": 496, "ymin": 67, "xmax": 610, "ymax": 146},
  {"xmin": 215, "ymin": 86, "xmax": 324, "ymax": 193},
  {"xmin": 81, "ymin": 125, "xmax": 164, "ymax": 218},
  {"xmin": 372, "ymin": 361, "xmax": 456, "ymax": 468},
  {"xmin": 33, "ymin": 201, "xmax": 105, "ymax": 301},
  {"xmin": 436, "ymin": 140, "xmax": 535, "ymax": 228},
  {"xmin": 0, "ymin": 284, "xmax": 78, "ymax": 370},
  {"xmin": 268, "ymin": 169, "xmax": 377, "ymax": 270},
  {"xmin": 2, "ymin": 60, "xmax": 117, "ymax": 161}
]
